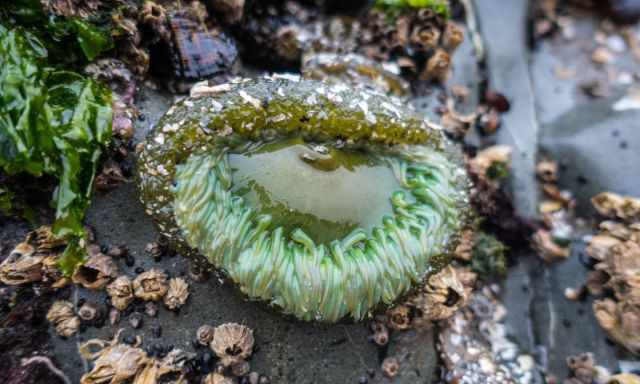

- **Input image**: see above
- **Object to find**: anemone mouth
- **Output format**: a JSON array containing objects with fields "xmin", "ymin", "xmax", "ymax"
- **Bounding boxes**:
[
  {"xmin": 138, "ymin": 77, "xmax": 469, "ymax": 322},
  {"xmin": 228, "ymin": 137, "xmax": 401, "ymax": 244}
]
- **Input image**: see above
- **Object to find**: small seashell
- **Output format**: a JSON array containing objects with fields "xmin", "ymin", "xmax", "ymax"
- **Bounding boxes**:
[
  {"xmin": 197, "ymin": 324, "xmax": 216, "ymax": 346},
  {"xmin": 78, "ymin": 302, "xmax": 100, "ymax": 322},
  {"xmin": 381, "ymin": 356, "xmax": 399, "ymax": 378},
  {"xmin": 370, "ymin": 319, "xmax": 389, "ymax": 346},
  {"xmin": 386, "ymin": 305, "xmax": 411, "ymax": 331}
]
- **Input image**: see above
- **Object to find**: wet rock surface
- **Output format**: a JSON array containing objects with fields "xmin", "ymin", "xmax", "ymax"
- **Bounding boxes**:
[
  {"xmin": 370, "ymin": 328, "xmax": 437, "ymax": 384},
  {"xmin": 479, "ymin": 0, "xmax": 640, "ymax": 380},
  {"xmin": 3, "ymin": 0, "xmax": 640, "ymax": 382},
  {"xmin": 47, "ymin": 183, "xmax": 379, "ymax": 383}
]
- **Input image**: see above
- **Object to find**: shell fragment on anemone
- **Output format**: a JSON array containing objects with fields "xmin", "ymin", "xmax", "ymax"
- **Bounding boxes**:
[{"xmin": 137, "ymin": 76, "xmax": 470, "ymax": 322}]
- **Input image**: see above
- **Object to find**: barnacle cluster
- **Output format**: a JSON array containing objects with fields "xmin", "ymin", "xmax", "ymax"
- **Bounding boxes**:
[
  {"xmin": 138, "ymin": 76, "xmax": 469, "ymax": 322},
  {"xmin": 438, "ymin": 287, "xmax": 537, "ymax": 383},
  {"xmin": 237, "ymin": 1, "xmax": 463, "ymax": 83},
  {"xmin": 583, "ymin": 192, "xmax": 640, "ymax": 354},
  {"xmin": 302, "ymin": 52, "xmax": 410, "ymax": 97},
  {"xmin": 0, "ymin": 226, "xmax": 66, "ymax": 286},
  {"xmin": 211, "ymin": 323, "xmax": 255, "ymax": 367},
  {"xmin": 79, "ymin": 330, "xmax": 193, "ymax": 384}
]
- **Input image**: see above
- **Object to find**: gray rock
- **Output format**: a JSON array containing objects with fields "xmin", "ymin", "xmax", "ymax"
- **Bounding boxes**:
[{"xmin": 371, "ymin": 328, "xmax": 437, "ymax": 384}]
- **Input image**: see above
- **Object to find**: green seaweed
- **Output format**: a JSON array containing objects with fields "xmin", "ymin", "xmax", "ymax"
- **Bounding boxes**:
[
  {"xmin": 487, "ymin": 161, "xmax": 510, "ymax": 181},
  {"xmin": 0, "ymin": 25, "xmax": 112, "ymax": 274},
  {"xmin": 471, "ymin": 232, "xmax": 508, "ymax": 280},
  {"xmin": 0, "ymin": 187, "xmax": 13, "ymax": 215},
  {"xmin": 2, "ymin": 0, "xmax": 114, "ymax": 63},
  {"xmin": 375, "ymin": 0, "xmax": 450, "ymax": 18},
  {"xmin": 138, "ymin": 77, "xmax": 469, "ymax": 321}
]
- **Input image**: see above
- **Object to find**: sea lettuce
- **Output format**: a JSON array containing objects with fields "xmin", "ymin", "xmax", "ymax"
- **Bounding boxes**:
[
  {"xmin": 0, "ymin": 25, "xmax": 112, "ymax": 274},
  {"xmin": 2, "ymin": 0, "xmax": 114, "ymax": 63}
]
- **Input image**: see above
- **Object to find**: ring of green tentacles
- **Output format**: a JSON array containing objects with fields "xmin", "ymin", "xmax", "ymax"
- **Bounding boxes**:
[{"xmin": 137, "ymin": 76, "xmax": 469, "ymax": 322}]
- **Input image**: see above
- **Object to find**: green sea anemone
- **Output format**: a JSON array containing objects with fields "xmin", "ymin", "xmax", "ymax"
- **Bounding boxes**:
[{"xmin": 137, "ymin": 76, "xmax": 469, "ymax": 322}]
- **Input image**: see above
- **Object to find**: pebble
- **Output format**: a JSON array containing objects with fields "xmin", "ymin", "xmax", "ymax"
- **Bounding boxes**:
[
  {"xmin": 607, "ymin": 35, "xmax": 627, "ymax": 52},
  {"xmin": 151, "ymin": 324, "xmax": 162, "ymax": 338},
  {"xmin": 129, "ymin": 312, "xmax": 143, "ymax": 329},
  {"xmin": 125, "ymin": 255, "xmax": 135, "ymax": 267},
  {"xmin": 247, "ymin": 372, "xmax": 260, "ymax": 384},
  {"xmin": 152, "ymin": 343, "xmax": 168, "ymax": 358},
  {"xmin": 232, "ymin": 360, "xmax": 251, "ymax": 377},
  {"xmin": 109, "ymin": 308, "xmax": 120, "ymax": 325},
  {"xmin": 123, "ymin": 334, "xmax": 137, "ymax": 345},
  {"xmin": 200, "ymin": 351, "xmax": 214, "ymax": 374},
  {"xmin": 145, "ymin": 302, "xmax": 158, "ymax": 317}
]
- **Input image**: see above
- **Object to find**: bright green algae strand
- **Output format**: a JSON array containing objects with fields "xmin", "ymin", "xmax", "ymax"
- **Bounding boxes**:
[{"xmin": 137, "ymin": 77, "xmax": 470, "ymax": 322}]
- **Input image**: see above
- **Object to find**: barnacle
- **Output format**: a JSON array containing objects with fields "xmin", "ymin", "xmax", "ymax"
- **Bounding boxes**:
[
  {"xmin": 79, "ymin": 330, "xmax": 149, "ymax": 384},
  {"xmin": 584, "ymin": 208, "xmax": 640, "ymax": 353},
  {"xmin": 72, "ymin": 245, "xmax": 118, "ymax": 290},
  {"xmin": 211, "ymin": 323, "xmax": 254, "ymax": 366},
  {"xmin": 231, "ymin": 360, "xmax": 251, "ymax": 377},
  {"xmin": 408, "ymin": 265, "xmax": 476, "ymax": 323},
  {"xmin": 608, "ymin": 373, "xmax": 640, "ymax": 384},
  {"xmin": 134, "ymin": 349, "xmax": 194, "ymax": 384},
  {"xmin": 138, "ymin": 77, "xmax": 469, "ymax": 321},
  {"xmin": 163, "ymin": 277, "xmax": 190, "ymax": 310},
  {"xmin": 592, "ymin": 192, "xmax": 640, "ymax": 222},
  {"xmin": 468, "ymin": 145, "xmax": 512, "ymax": 184},
  {"xmin": 46, "ymin": 300, "xmax": 80, "ymax": 337},
  {"xmin": 107, "ymin": 275, "xmax": 135, "ymax": 311},
  {"xmin": 133, "ymin": 269, "xmax": 169, "ymax": 301},
  {"xmin": 566, "ymin": 353, "xmax": 598, "ymax": 383},
  {"xmin": 78, "ymin": 302, "xmax": 99, "ymax": 322},
  {"xmin": 381, "ymin": 357, "xmax": 399, "ymax": 378},
  {"xmin": 0, "ymin": 226, "xmax": 66, "ymax": 285},
  {"xmin": 385, "ymin": 305, "xmax": 411, "ymax": 330},
  {"xmin": 203, "ymin": 373, "xmax": 236, "ymax": 384},
  {"xmin": 0, "ymin": 242, "xmax": 44, "ymax": 285},
  {"xmin": 370, "ymin": 319, "xmax": 390, "ymax": 346},
  {"xmin": 197, "ymin": 324, "xmax": 216, "ymax": 346}
]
